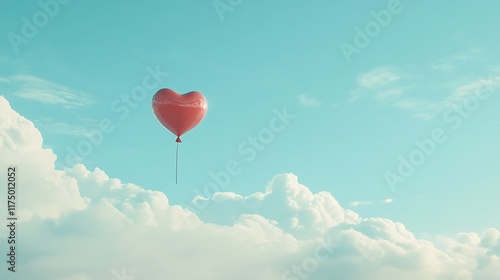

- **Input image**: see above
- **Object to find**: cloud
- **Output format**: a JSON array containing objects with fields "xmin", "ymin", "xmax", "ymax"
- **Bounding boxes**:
[
  {"xmin": 350, "ymin": 63, "xmax": 500, "ymax": 120},
  {"xmin": 392, "ymin": 75, "xmax": 500, "ymax": 120},
  {"xmin": 34, "ymin": 119, "xmax": 99, "ymax": 137},
  {"xmin": 444, "ymin": 75, "xmax": 500, "ymax": 108},
  {"xmin": 358, "ymin": 67, "xmax": 400, "ymax": 89},
  {"xmin": 429, "ymin": 50, "xmax": 483, "ymax": 72},
  {"xmin": 350, "ymin": 198, "xmax": 393, "ymax": 207},
  {"xmin": 431, "ymin": 63, "xmax": 454, "ymax": 72},
  {"xmin": 0, "ymin": 75, "xmax": 93, "ymax": 108},
  {"xmin": 350, "ymin": 67, "xmax": 405, "ymax": 102},
  {"xmin": 375, "ymin": 88, "xmax": 405, "ymax": 100},
  {"xmin": 298, "ymin": 94, "xmax": 321, "ymax": 107},
  {"xmin": 1, "ymin": 95, "xmax": 500, "ymax": 280},
  {"xmin": 191, "ymin": 173, "xmax": 359, "ymax": 239},
  {"xmin": 391, "ymin": 98, "xmax": 444, "ymax": 120},
  {"xmin": 0, "ymin": 97, "xmax": 88, "ymax": 221}
]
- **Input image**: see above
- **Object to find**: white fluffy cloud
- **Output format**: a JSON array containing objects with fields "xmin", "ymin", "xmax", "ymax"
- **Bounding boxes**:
[
  {"xmin": 193, "ymin": 173, "xmax": 359, "ymax": 239},
  {"xmin": 0, "ymin": 97, "xmax": 88, "ymax": 220},
  {"xmin": 0, "ymin": 95, "xmax": 499, "ymax": 280}
]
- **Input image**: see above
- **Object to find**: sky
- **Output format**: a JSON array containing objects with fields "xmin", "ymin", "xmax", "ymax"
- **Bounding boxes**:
[{"xmin": 1, "ymin": 0, "xmax": 500, "ymax": 279}]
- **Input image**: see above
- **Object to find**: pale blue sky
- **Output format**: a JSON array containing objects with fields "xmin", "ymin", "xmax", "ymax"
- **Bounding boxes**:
[{"xmin": 1, "ymin": 0, "xmax": 500, "ymax": 238}]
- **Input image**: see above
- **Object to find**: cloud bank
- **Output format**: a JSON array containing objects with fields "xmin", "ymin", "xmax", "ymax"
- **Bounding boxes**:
[{"xmin": 0, "ymin": 95, "xmax": 499, "ymax": 280}]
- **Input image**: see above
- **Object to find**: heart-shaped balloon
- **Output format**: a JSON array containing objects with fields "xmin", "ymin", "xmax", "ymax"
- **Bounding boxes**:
[{"xmin": 152, "ymin": 89, "xmax": 208, "ymax": 142}]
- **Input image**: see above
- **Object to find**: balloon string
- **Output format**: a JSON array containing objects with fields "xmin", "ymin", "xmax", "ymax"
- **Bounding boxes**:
[{"xmin": 176, "ymin": 141, "xmax": 179, "ymax": 184}]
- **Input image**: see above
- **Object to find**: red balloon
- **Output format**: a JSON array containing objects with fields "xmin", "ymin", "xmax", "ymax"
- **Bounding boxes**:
[{"xmin": 152, "ymin": 89, "xmax": 207, "ymax": 142}]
